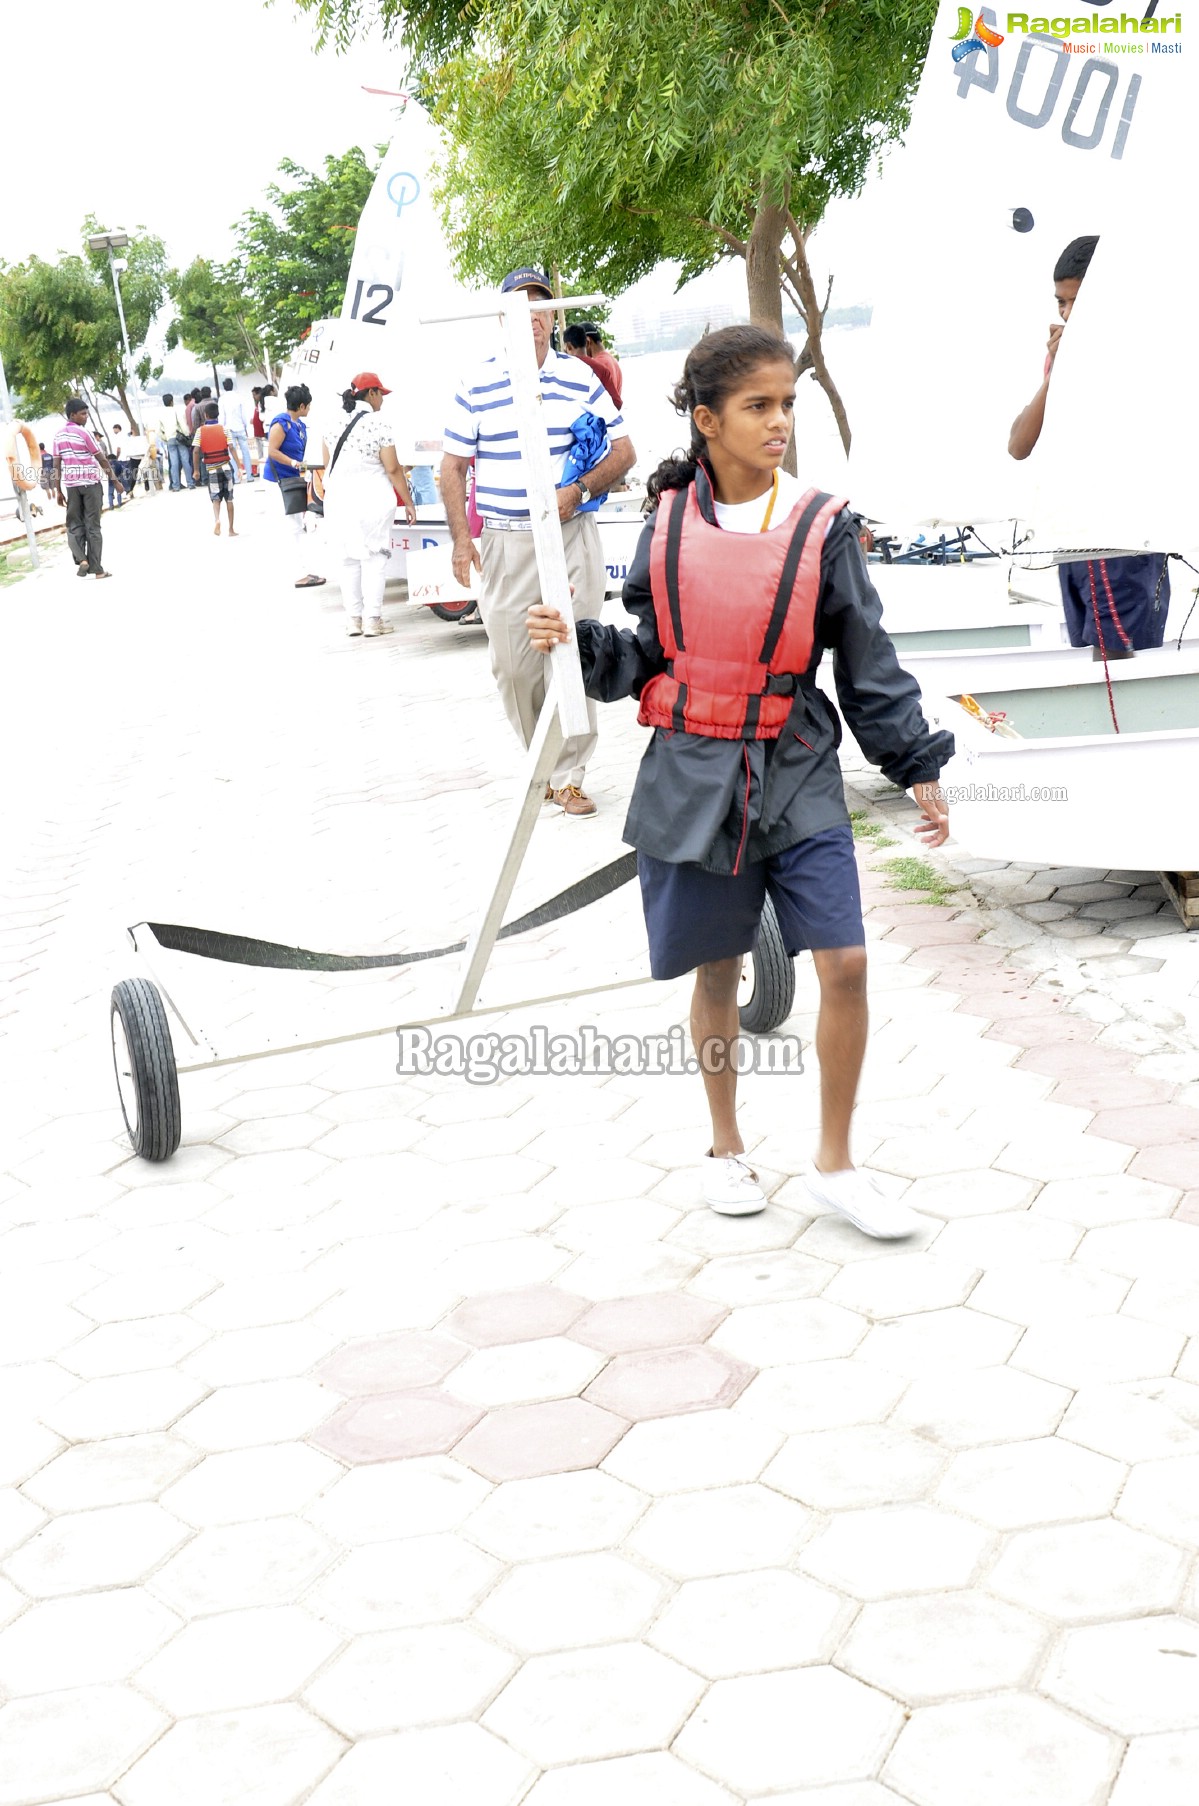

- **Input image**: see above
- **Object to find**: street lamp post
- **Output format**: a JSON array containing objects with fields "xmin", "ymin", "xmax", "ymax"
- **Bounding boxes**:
[{"xmin": 87, "ymin": 230, "xmax": 142, "ymax": 430}]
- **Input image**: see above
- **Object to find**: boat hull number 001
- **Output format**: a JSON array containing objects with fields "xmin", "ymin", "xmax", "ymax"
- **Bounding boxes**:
[{"xmin": 958, "ymin": 31, "xmax": 1140, "ymax": 157}]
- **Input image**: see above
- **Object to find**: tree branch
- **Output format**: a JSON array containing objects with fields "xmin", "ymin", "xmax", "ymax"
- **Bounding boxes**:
[{"xmin": 693, "ymin": 217, "xmax": 748, "ymax": 259}]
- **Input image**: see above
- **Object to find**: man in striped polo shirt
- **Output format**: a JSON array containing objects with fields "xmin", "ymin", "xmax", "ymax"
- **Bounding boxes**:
[
  {"xmin": 52, "ymin": 398, "xmax": 125, "ymax": 579},
  {"xmin": 441, "ymin": 268, "xmax": 636, "ymax": 817}
]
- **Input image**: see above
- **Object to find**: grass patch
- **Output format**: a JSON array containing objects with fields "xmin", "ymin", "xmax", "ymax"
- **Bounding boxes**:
[
  {"xmin": 879, "ymin": 856, "xmax": 966, "ymax": 906},
  {"xmin": 849, "ymin": 810, "xmax": 897, "ymax": 853}
]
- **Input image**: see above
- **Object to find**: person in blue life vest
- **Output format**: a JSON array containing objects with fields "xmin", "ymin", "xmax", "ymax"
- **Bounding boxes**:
[
  {"xmin": 1008, "ymin": 234, "xmax": 1169, "ymax": 658},
  {"xmin": 528, "ymin": 325, "xmax": 954, "ymax": 1239}
]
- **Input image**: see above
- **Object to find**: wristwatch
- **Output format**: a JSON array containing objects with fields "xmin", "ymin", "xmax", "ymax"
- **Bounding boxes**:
[{"xmin": 575, "ymin": 478, "xmax": 592, "ymax": 504}]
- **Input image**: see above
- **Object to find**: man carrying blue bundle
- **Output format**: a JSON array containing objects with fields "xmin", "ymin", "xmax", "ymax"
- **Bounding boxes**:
[{"xmin": 441, "ymin": 267, "xmax": 636, "ymax": 817}]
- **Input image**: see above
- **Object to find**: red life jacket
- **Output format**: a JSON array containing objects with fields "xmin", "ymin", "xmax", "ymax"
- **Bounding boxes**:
[
  {"xmin": 637, "ymin": 479, "xmax": 847, "ymax": 740},
  {"xmin": 199, "ymin": 422, "xmax": 230, "ymax": 464}
]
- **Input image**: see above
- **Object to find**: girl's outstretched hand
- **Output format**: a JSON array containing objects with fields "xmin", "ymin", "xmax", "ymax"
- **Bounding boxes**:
[
  {"xmin": 528, "ymin": 604, "xmax": 570, "ymax": 654},
  {"xmin": 911, "ymin": 781, "xmax": 950, "ymax": 848}
]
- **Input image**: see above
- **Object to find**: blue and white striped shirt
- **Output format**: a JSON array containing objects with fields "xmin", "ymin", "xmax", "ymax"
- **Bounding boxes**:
[{"xmin": 443, "ymin": 349, "xmax": 628, "ymax": 521}]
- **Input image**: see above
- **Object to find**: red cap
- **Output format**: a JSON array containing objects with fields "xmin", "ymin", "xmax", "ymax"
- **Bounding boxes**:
[{"xmin": 351, "ymin": 371, "xmax": 391, "ymax": 395}]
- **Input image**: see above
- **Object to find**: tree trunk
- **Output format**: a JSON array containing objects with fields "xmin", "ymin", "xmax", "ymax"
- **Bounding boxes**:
[
  {"xmin": 116, "ymin": 382, "xmax": 136, "ymax": 432},
  {"xmin": 788, "ymin": 228, "xmax": 852, "ymax": 456},
  {"xmin": 745, "ymin": 192, "xmax": 787, "ymax": 334}
]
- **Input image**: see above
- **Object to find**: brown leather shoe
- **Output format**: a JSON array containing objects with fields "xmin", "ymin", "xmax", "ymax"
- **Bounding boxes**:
[
  {"xmin": 544, "ymin": 784, "xmax": 555, "ymax": 802},
  {"xmin": 553, "ymin": 785, "xmax": 597, "ymax": 817}
]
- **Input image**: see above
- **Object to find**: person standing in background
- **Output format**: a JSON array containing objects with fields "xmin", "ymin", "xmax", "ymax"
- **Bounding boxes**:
[
  {"xmin": 563, "ymin": 322, "xmax": 624, "ymax": 409},
  {"xmin": 219, "ymin": 378, "xmax": 253, "ymax": 482},
  {"xmin": 124, "ymin": 422, "xmax": 147, "ymax": 496},
  {"xmin": 107, "ymin": 423, "xmax": 126, "ymax": 508},
  {"xmin": 52, "ymin": 397, "xmax": 123, "ymax": 578},
  {"xmin": 322, "ymin": 372, "xmax": 417, "ymax": 638},
  {"xmin": 159, "ymin": 394, "xmax": 195, "ymax": 491},
  {"xmin": 264, "ymin": 384, "xmax": 325, "ymax": 588}
]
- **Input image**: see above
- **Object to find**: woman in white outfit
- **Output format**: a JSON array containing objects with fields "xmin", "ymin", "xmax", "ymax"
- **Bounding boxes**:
[{"xmin": 322, "ymin": 371, "xmax": 417, "ymax": 637}]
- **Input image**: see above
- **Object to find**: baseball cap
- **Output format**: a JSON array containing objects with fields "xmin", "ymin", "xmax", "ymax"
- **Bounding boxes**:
[
  {"xmin": 351, "ymin": 371, "xmax": 391, "ymax": 395},
  {"xmin": 500, "ymin": 266, "xmax": 554, "ymax": 299}
]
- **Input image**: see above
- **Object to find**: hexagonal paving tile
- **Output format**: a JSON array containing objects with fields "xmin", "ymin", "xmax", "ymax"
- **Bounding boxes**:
[
  {"xmin": 1032, "ymin": 1173, "xmax": 1181, "ymax": 1229},
  {"xmin": 1058, "ymin": 1377, "xmax": 1199, "ymax": 1462},
  {"xmin": 1042, "ymin": 1615, "xmax": 1199, "ymax": 1733},
  {"xmin": 462, "ymin": 1468, "xmax": 647, "ymax": 1561},
  {"xmin": 311, "ymin": 1389, "xmax": 482, "ymax": 1464},
  {"xmin": 763, "ymin": 1424, "xmax": 946, "ymax": 1510},
  {"xmin": 442, "ymin": 1286, "xmax": 589, "ymax": 1347},
  {"xmin": 736, "ymin": 1359, "xmax": 905, "ymax": 1437},
  {"xmin": 987, "ymin": 1518, "xmax": 1188, "ymax": 1621},
  {"xmin": 1075, "ymin": 1219, "xmax": 1199, "ymax": 1283},
  {"xmin": 969, "ymin": 1260, "xmax": 1130, "ymax": 1327},
  {"xmin": 135, "ymin": 1605, "xmax": 343, "ymax": 1715},
  {"xmin": 3, "ymin": 1501, "xmax": 190, "ymax": 1597},
  {"xmin": 449, "ymin": 1337, "xmax": 607, "ymax": 1408},
  {"xmin": 710, "ymin": 1299, "xmax": 866, "ymax": 1367},
  {"xmin": 302, "ymin": 1722, "xmax": 533, "ymax": 1806},
  {"xmin": 482, "ymin": 1641, "xmax": 704, "ymax": 1766},
  {"xmin": 1011, "ymin": 1314, "xmax": 1185, "ymax": 1390},
  {"xmin": 303, "ymin": 1622, "xmax": 515, "ymax": 1736},
  {"xmin": 40, "ymin": 1370, "xmax": 209, "ymax": 1440},
  {"xmin": 583, "ymin": 1345, "xmax": 753, "ymax": 1420},
  {"xmin": 799, "ymin": 1503, "xmax": 991, "ymax": 1599},
  {"xmin": 602, "ymin": 1408, "xmax": 781, "ymax": 1493},
  {"xmin": 0, "ymin": 1684, "xmax": 167, "ymax": 1805},
  {"xmin": 0, "ymin": 1588, "xmax": 181, "ymax": 1695},
  {"xmin": 315, "ymin": 1331, "xmax": 468, "ymax": 1395},
  {"xmin": 838, "ymin": 1591, "xmax": 1048, "ymax": 1701},
  {"xmin": 1109, "ymin": 1730, "xmax": 1199, "ymax": 1806},
  {"xmin": 456, "ymin": 1397, "xmax": 628, "ymax": 1481},
  {"xmin": 893, "ymin": 1366, "xmax": 1071, "ymax": 1449},
  {"xmin": 174, "ymin": 1378, "xmax": 336, "ymax": 1452},
  {"xmin": 648, "ymin": 1568, "xmax": 847, "ymax": 1678},
  {"xmin": 935, "ymin": 1436, "xmax": 1125, "ymax": 1529},
  {"xmin": 148, "ymin": 1518, "xmax": 339, "ymax": 1616},
  {"xmin": 686, "ymin": 1249, "xmax": 836, "ymax": 1306},
  {"xmin": 676, "ymin": 1666, "xmax": 902, "ymax": 1795},
  {"xmin": 474, "ymin": 1551, "xmax": 665, "ymax": 1652},
  {"xmin": 112, "ymin": 1701, "xmax": 344, "ymax": 1806},
  {"xmin": 822, "ymin": 1254, "xmax": 980, "ymax": 1318},
  {"xmin": 306, "ymin": 1455, "xmax": 491, "ymax": 1545},
  {"xmin": 162, "ymin": 1444, "xmax": 343, "ymax": 1526},
  {"xmin": 20, "ymin": 1432, "xmax": 199, "ymax": 1511},
  {"xmin": 306, "ymin": 1530, "xmax": 500, "ymax": 1634},
  {"xmin": 628, "ymin": 1483, "xmax": 810, "ymax": 1579},
  {"xmin": 568, "ymin": 1292, "xmax": 727, "ymax": 1353},
  {"xmin": 884, "ymin": 1693, "xmax": 1119, "ymax": 1806},
  {"xmin": 1117, "ymin": 1453, "xmax": 1199, "ymax": 1545}
]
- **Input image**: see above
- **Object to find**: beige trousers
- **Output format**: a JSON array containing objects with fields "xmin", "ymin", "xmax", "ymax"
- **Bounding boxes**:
[{"xmin": 479, "ymin": 514, "xmax": 603, "ymax": 790}]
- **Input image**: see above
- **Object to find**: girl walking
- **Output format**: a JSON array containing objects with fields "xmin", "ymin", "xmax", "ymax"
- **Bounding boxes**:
[
  {"xmin": 321, "ymin": 372, "xmax": 417, "ymax": 638},
  {"xmin": 529, "ymin": 325, "xmax": 954, "ymax": 1237}
]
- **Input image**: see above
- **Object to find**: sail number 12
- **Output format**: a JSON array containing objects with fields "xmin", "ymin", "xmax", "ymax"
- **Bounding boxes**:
[
  {"xmin": 348, "ymin": 280, "xmax": 394, "ymax": 326},
  {"xmin": 957, "ymin": 32, "xmax": 1140, "ymax": 159}
]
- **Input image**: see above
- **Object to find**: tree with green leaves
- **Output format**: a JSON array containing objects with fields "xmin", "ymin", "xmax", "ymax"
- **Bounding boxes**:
[
  {"xmin": 0, "ymin": 219, "xmax": 168, "ymax": 426},
  {"xmin": 288, "ymin": 0, "xmax": 934, "ymax": 451},
  {"xmin": 229, "ymin": 146, "xmax": 382, "ymax": 373},
  {"xmin": 166, "ymin": 258, "xmax": 270, "ymax": 390}
]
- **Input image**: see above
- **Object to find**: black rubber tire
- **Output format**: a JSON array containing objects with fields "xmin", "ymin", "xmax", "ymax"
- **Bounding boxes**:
[
  {"xmin": 739, "ymin": 894, "xmax": 796, "ymax": 1034},
  {"xmin": 428, "ymin": 599, "xmax": 476, "ymax": 621},
  {"xmin": 111, "ymin": 978, "xmax": 182, "ymax": 1162}
]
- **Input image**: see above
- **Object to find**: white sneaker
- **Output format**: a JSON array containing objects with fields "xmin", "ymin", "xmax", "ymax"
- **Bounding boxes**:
[
  {"xmin": 804, "ymin": 1168, "xmax": 926, "ymax": 1240},
  {"xmin": 363, "ymin": 617, "xmax": 393, "ymax": 637},
  {"xmin": 346, "ymin": 617, "xmax": 362, "ymax": 636},
  {"xmin": 702, "ymin": 1151, "xmax": 767, "ymax": 1216}
]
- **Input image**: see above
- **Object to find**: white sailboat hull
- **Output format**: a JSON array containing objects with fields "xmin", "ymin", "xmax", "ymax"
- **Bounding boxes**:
[
  {"xmin": 386, "ymin": 506, "xmax": 647, "ymax": 599},
  {"xmin": 920, "ymin": 649, "xmax": 1199, "ymax": 871}
]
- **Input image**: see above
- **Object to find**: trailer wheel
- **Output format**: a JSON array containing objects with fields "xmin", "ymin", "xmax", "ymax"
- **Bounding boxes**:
[
  {"xmin": 111, "ymin": 979, "xmax": 181, "ymax": 1162},
  {"xmin": 739, "ymin": 895, "xmax": 796, "ymax": 1034},
  {"xmin": 428, "ymin": 599, "xmax": 476, "ymax": 621}
]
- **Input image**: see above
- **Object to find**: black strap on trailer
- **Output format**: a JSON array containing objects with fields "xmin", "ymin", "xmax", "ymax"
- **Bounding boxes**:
[{"xmin": 142, "ymin": 850, "xmax": 639, "ymax": 974}]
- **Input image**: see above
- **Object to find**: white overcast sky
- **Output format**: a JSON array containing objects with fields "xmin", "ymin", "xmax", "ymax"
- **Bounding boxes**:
[{"xmin": 4, "ymin": 0, "xmax": 883, "ymax": 320}]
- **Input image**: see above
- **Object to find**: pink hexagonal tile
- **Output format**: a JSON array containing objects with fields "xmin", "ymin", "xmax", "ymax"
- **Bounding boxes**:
[
  {"xmin": 882, "ymin": 922, "xmax": 983, "ymax": 948},
  {"xmin": 985, "ymin": 1015, "xmax": 1101, "ymax": 1048},
  {"xmin": 1176, "ymin": 1192, "xmax": 1199, "ymax": 1225},
  {"xmin": 315, "ymin": 1333, "xmax": 466, "ymax": 1396},
  {"xmin": 1016, "ymin": 1044, "xmax": 1133, "ymax": 1080},
  {"xmin": 1052, "ymin": 1074, "xmax": 1175, "ymax": 1113},
  {"xmin": 1088, "ymin": 1104, "xmax": 1199, "ymax": 1149},
  {"xmin": 1131, "ymin": 1143, "xmax": 1199, "ymax": 1191},
  {"xmin": 568, "ymin": 1294, "xmax": 728, "ymax": 1355},
  {"xmin": 583, "ymin": 1346, "xmax": 754, "ymax": 1421},
  {"xmin": 454, "ymin": 1399, "xmax": 628, "ymax": 1481},
  {"xmin": 906, "ymin": 946, "xmax": 1007, "ymax": 973},
  {"xmin": 443, "ymin": 1287, "xmax": 588, "ymax": 1348},
  {"xmin": 310, "ymin": 1389, "xmax": 481, "ymax": 1463}
]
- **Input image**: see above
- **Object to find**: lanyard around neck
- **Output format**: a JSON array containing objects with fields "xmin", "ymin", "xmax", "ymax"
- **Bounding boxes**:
[{"xmin": 759, "ymin": 471, "xmax": 780, "ymax": 532}]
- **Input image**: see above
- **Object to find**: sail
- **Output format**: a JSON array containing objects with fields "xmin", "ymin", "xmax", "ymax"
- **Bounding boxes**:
[
  {"xmin": 847, "ymin": 5, "xmax": 1195, "ymax": 551},
  {"xmin": 284, "ymin": 101, "xmax": 495, "ymax": 461}
]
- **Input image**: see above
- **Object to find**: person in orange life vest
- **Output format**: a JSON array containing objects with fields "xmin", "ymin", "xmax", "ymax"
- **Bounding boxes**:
[
  {"xmin": 1008, "ymin": 234, "xmax": 1169, "ymax": 657},
  {"xmin": 192, "ymin": 403, "xmax": 237, "ymax": 537},
  {"xmin": 528, "ymin": 325, "xmax": 954, "ymax": 1239}
]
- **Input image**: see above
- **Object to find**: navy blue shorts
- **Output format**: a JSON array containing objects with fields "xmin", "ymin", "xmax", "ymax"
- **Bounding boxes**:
[
  {"xmin": 1058, "ymin": 555, "xmax": 1169, "ymax": 651},
  {"xmin": 638, "ymin": 824, "xmax": 865, "ymax": 981}
]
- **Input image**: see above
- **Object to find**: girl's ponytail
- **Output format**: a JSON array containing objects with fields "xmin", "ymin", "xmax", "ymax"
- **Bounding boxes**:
[{"xmin": 645, "ymin": 324, "xmax": 796, "ymax": 508}]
